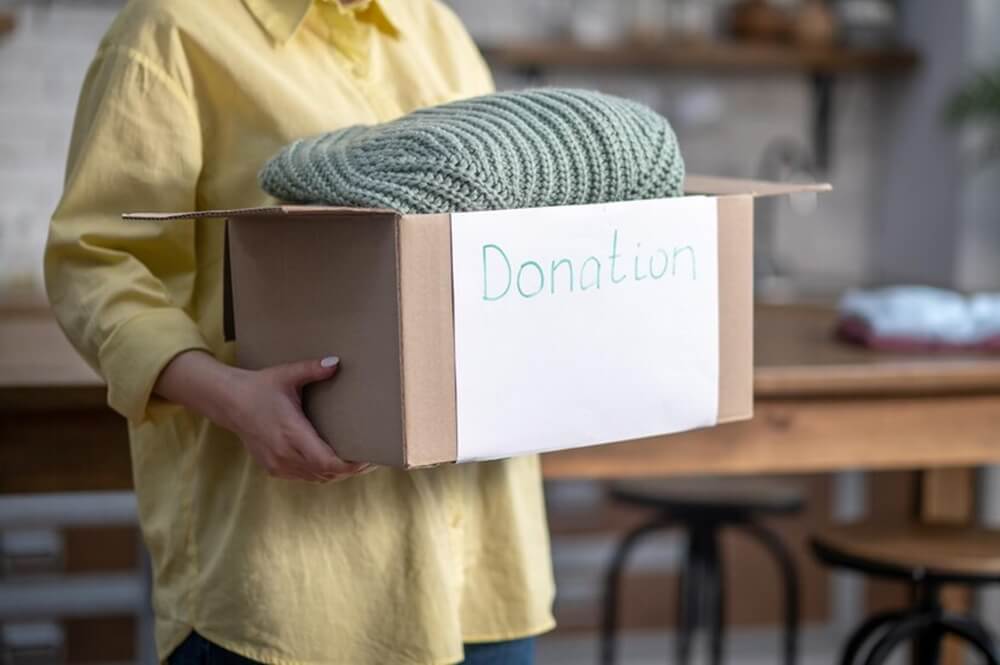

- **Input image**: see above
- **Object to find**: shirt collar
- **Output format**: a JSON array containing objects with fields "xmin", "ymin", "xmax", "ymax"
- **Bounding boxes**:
[{"xmin": 243, "ymin": 0, "xmax": 401, "ymax": 44}]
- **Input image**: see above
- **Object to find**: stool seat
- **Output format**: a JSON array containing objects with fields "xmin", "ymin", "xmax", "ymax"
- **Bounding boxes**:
[
  {"xmin": 812, "ymin": 522, "xmax": 1000, "ymax": 665},
  {"xmin": 609, "ymin": 478, "xmax": 804, "ymax": 518},
  {"xmin": 813, "ymin": 523, "xmax": 1000, "ymax": 583}
]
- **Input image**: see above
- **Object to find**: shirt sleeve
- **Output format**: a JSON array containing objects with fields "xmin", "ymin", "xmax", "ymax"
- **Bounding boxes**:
[{"xmin": 45, "ymin": 45, "xmax": 210, "ymax": 423}]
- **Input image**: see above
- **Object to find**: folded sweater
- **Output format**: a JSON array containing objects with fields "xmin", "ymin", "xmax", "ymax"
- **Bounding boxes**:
[{"xmin": 258, "ymin": 88, "xmax": 685, "ymax": 214}]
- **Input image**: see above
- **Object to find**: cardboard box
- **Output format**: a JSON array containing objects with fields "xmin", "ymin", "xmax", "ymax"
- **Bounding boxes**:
[{"xmin": 126, "ymin": 175, "xmax": 829, "ymax": 467}]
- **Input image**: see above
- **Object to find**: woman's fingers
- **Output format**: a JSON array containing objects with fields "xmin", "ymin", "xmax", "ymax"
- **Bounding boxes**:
[
  {"xmin": 272, "ymin": 356, "xmax": 340, "ymax": 391},
  {"xmin": 239, "ymin": 355, "xmax": 376, "ymax": 483},
  {"xmin": 289, "ymin": 416, "xmax": 369, "ymax": 480}
]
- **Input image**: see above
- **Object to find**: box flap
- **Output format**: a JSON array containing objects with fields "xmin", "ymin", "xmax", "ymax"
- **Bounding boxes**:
[
  {"xmin": 125, "ymin": 176, "xmax": 830, "ymax": 222},
  {"xmin": 123, "ymin": 205, "xmax": 395, "ymax": 221},
  {"xmin": 685, "ymin": 174, "xmax": 831, "ymax": 198}
]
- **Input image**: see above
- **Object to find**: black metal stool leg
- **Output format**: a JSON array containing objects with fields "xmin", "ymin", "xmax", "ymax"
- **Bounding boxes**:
[
  {"xmin": 675, "ymin": 530, "xmax": 704, "ymax": 665},
  {"xmin": 913, "ymin": 582, "xmax": 944, "ymax": 665},
  {"xmin": 838, "ymin": 610, "xmax": 909, "ymax": 665},
  {"xmin": 944, "ymin": 614, "xmax": 998, "ymax": 652},
  {"xmin": 740, "ymin": 521, "xmax": 800, "ymax": 665},
  {"xmin": 915, "ymin": 624, "xmax": 943, "ymax": 665},
  {"xmin": 935, "ymin": 614, "xmax": 1000, "ymax": 665},
  {"xmin": 863, "ymin": 612, "xmax": 937, "ymax": 665},
  {"xmin": 701, "ymin": 526, "xmax": 726, "ymax": 665},
  {"xmin": 599, "ymin": 519, "xmax": 671, "ymax": 665}
]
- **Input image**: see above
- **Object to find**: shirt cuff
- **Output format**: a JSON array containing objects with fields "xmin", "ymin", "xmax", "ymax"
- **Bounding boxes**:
[{"xmin": 98, "ymin": 308, "xmax": 211, "ymax": 423}]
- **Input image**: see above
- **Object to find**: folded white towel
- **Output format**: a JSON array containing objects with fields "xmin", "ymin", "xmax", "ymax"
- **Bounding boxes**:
[
  {"xmin": 839, "ymin": 286, "xmax": 1000, "ymax": 345},
  {"xmin": 840, "ymin": 286, "xmax": 1000, "ymax": 346}
]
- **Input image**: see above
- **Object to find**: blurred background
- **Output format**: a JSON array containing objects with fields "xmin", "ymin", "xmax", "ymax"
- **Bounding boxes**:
[{"xmin": 2, "ymin": 1, "xmax": 1000, "ymax": 664}]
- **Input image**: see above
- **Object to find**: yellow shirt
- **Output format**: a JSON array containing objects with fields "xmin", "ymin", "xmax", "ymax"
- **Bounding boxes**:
[{"xmin": 44, "ymin": 1, "xmax": 555, "ymax": 663}]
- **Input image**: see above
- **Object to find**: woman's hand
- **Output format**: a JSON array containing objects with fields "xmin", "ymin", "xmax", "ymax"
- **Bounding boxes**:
[{"xmin": 155, "ymin": 350, "xmax": 370, "ymax": 482}]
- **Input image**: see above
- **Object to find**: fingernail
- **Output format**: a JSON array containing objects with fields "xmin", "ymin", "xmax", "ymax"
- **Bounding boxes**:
[{"xmin": 320, "ymin": 356, "xmax": 340, "ymax": 368}]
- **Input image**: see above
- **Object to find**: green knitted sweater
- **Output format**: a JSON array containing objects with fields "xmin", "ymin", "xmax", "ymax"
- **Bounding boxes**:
[{"xmin": 258, "ymin": 88, "xmax": 685, "ymax": 214}]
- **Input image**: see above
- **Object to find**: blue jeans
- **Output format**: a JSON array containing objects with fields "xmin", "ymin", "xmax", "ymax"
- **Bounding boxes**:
[{"xmin": 168, "ymin": 630, "xmax": 535, "ymax": 665}]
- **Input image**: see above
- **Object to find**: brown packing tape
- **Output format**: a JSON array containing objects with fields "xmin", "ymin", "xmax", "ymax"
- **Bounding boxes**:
[
  {"xmin": 716, "ymin": 195, "xmax": 754, "ymax": 423},
  {"xmin": 397, "ymin": 214, "xmax": 458, "ymax": 467}
]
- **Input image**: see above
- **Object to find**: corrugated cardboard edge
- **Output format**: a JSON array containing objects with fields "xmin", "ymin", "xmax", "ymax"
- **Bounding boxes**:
[
  {"xmin": 716, "ymin": 194, "xmax": 754, "ymax": 423},
  {"xmin": 122, "ymin": 205, "xmax": 394, "ymax": 221},
  {"xmin": 123, "ymin": 176, "xmax": 829, "ymax": 222},
  {"xmin": 397, "ymin": 213, "xmax": 458, "ymax": 467}
]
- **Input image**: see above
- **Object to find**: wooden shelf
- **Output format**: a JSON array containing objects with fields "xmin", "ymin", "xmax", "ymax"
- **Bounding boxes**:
[
  {"xmin": 481, "ymin": 40, "xmax": 920, "ymax": 75},
  {"xmin": 482, "ymin": 39, "xmax": 921, "ymax": 170},
  {"xmin": 0, "ymin": 12, "xmax": 15, "ymax": 38}
]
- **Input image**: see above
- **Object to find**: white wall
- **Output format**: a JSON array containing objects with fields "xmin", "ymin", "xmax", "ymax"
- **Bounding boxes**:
[
  {"xmin": 956, "ymin": 0, "xmax": 1000, "ymax": 291},
  {"xmin": 874, "ymin": 0, "xmax": 967, "ymax": 287},
  {"xmin": 0, "ymin": 1, "xmax": 118, "ymax": 306}
]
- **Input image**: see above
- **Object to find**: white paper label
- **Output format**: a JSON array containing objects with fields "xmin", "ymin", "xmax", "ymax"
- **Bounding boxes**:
[{"xmin": 450, "ymin": 197, "xmax": 720, "ymax": 462}]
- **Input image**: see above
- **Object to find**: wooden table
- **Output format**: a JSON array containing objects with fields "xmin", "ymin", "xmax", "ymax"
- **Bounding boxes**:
[
  {"xmin": 3, "ymin": 304, "xmax": 1000, "ymax": 491},
  {"xmin": 0, "ymin": 312, "xmax": 125, "ymax": 494}
]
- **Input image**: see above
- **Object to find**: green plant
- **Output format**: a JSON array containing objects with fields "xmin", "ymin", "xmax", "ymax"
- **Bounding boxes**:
[{"xmin": 946, "ymin": 63, "xmax": 1000, "ymax": 163}]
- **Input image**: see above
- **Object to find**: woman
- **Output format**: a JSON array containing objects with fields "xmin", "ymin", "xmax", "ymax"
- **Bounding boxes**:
[{"xmin": 45, "ymin": 1, "xmax": 555, "ymax": 663}]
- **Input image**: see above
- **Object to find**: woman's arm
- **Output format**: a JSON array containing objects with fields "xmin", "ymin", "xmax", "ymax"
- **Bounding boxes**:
[
  {"xmin": 155, "ymin": 351, "xmax": 368, "ymax": 482},
  {"xmin": 47, "ymin": 46, "xmax": 365, "ymax": 483}
]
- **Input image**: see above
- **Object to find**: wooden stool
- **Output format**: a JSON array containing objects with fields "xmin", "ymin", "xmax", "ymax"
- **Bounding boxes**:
[
  {"xmin": 599, "ymin": 478, "xmax": 804, "ymax": 665},
  {"xmin": 812, "ymin": 523, "xmax": 1000, "ymax": 665}
]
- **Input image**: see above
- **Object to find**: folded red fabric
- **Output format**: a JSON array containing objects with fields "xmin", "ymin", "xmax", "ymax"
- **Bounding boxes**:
[{"xmin": 836, "ymin": 315, "xmax": 1000, "ymax": 352}]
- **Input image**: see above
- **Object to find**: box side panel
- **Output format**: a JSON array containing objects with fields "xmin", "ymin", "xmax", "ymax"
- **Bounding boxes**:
[
  {"xmin": 716, "ymin": 195, "xmax": 754, "ymax": 423},
  {"xmin": 229, "ymin": 214, "xmax": 406, "ymax": 466},
  {"xmin": 398, "ymin": 214, "xmax": 458, "ymax": 466}
]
